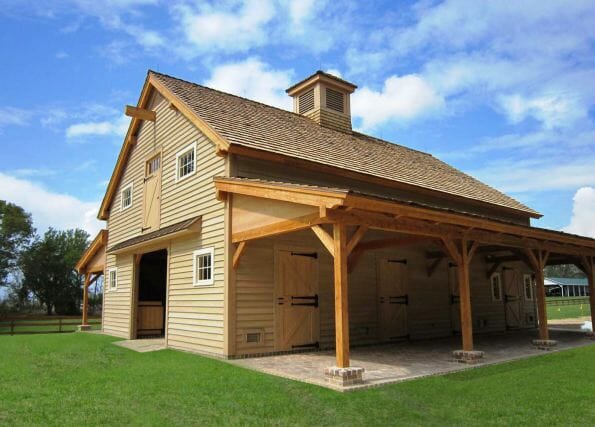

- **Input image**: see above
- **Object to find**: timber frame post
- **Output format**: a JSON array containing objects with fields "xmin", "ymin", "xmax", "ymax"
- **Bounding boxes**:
[
  {"xmin": 79, "ymin": 273, "xmax": 91, "ymax": 331},
  {"xmin": 524, "ymin": 248, "xmax": 557, "ymax": 349},
  {"xmin": 320, "ymin": 223, "xmax": 365, "ymax": 386},
  {"xmin": 442, "ymin": 238, "xmax": 484, "ymax": 362}
]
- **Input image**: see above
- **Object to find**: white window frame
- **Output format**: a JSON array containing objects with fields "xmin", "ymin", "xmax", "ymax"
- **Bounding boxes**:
[
  {"xmin": 120, "ymin": 182, "xmax": 133, "ymax": 211},
  {"xmin": 523, "ymin": 274, "xmax": 534, "ymax": 301},
  {"xmin": 108, "ymin": 268, "xmax": 118, "ymax": 291},
  {"xmin": 193, "ymin": 247, "xmax": 214, "ymax": 286},
  {"xmin": 175, "ymin": 142, "xmax": 197, "ymax": 182},
  {"xmin": 490, "ymin": 272, "xmax": 502, "ymax": 302}
]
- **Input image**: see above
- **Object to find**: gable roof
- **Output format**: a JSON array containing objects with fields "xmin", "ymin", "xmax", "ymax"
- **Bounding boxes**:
[{"xmin": 99, "ymin": 70, "xmax": 540, "ymax": 220}]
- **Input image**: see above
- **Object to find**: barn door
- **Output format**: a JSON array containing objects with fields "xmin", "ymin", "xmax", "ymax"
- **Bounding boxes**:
[
  {"xmin": 503, "ymin": 268, "xmax": 522, "ymax": 329},
  {"xmin": 448, "ymin": 263, "xmax": 461, "ymax": 334},
  {"xmin": 142, "ymin": 154, "xmax": 161, "ymax": 231},
  {"xmin": 275, "ymin": 250, "xmax": 319, "ymax": 351},
  {"xmin": 377, "ymin": 258, "xmax": 408, "ymax": 341}
]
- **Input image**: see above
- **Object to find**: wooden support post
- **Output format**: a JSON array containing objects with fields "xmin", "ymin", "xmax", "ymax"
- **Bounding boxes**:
[
  {"xmin": 333, "ymin": 223, "xmax": 350, "ymax": 368},
  {"xmin": 232, "ymin": 241, "xmax": 247, "ymax": 270},
  {"xmin": 525, "ymin": 249, "xmax": 550, "ymax": 341},
  {"xmin": 82, "ymin": 273, "xmax": 90, "ymax": 326},
  {"xmin": 442, "ymin": 238, "xmax": 481, "ymax": 356}
]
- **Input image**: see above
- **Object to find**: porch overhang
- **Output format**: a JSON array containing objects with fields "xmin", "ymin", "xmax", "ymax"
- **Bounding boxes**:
[
  {"xmin": 214, "ymin": 176, "xmax": 595, "ymax": 258},
  {"xmin": 76, "ymin": 229, "xmax": 107, "ymax": 275},
  {"xmin": 107, "ymin": 216, "xmax": 202, "ymax": 255}
]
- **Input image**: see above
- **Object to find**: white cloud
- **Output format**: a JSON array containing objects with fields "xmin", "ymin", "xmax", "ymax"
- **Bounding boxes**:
[
  {"xmin": 0, "ymin": 107, "xmax": 32, "ymax": 129},
  {"xmin": 66, "ymin": 115, "xmax": 129, "ymax": 139},
  {"xmin": 0, "ymin": 172, "xmax": 103, "ymax": 236},
  {"xmin": 204, "ymin": 58, "xmax": 293, "ymax": 109},
  {"xmin": 176, "ymin": 0, "xmax": 275, "ymax": 54},
  {"xmin": 285, "ymin": 0, "xmax": 316, "ymax": 32},
  {"xmin": 563, "ymin": 187, "xmax": 595, "ymax": 238},
  {"xmin": 498, "ymin": 93, "xmax": 587, "ymax": 129},
  {"xmin": 352, "ymin": 74, "xmax": 445, "ymax": 130}
]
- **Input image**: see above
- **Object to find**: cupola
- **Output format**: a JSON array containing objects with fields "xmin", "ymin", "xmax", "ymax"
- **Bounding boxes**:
[{"xmin": 286, "ymin": 71, "xmax": 357, "ymax": 133}]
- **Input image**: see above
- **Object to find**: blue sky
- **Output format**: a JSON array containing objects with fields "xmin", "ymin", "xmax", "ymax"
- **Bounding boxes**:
[{"xmin": 1, "ymin": 0, "xmax": 595, "ymax": 238}]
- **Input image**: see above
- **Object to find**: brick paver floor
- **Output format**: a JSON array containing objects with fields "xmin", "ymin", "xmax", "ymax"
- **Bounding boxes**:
[{"xmin": 231, "ymin": 330, "xmax": 594, "ymax": 391}]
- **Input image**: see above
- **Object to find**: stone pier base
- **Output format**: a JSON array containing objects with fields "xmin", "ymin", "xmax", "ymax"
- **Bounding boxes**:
[
  {"xmin": 77, "ymin": 324, "xmax": 91, "ymax": 332},
  {"xmin": 324, "ymin": 367, "xmax": 365, "ymax": 387},
  {"xmin": 452, "ymin": 350, "xmax": 484, "ymax": 364},
  {"xmin": 532, "ymin": 339, "xmax": 557, "ymax": 350}
]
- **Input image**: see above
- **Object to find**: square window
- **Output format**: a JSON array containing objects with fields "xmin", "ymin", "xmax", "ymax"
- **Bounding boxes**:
[
  {"xmin": 176, "ymin": 143, "xmax": 196, "ymax": 181},
  {"xmin": 108, "ymin": 268, "xmax": 117, "ymax": 290},
  {"xmin": 491, "ymin": 273, "xmax": 502, "ymax": 301},
  {"xmin": 524, "ymin": 274, "xmax": 533, "ymax": 300},
  {"xmin": 193, "ymin": 248, "xmax": 214, "ymax": 286},
  {"xmin": 121, "ymin": 183, "xmax": 133, "ymax": 211}
]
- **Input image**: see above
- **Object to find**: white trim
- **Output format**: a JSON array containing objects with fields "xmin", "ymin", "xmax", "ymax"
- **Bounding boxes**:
[
  {"xmin": 175, "ymin": 142, "xmax": 197, "ymax": 182},
  {"xmin": 523, "ymin": 274, "xmax": 534, "ymax": 301},
  {"xmin": 490, "ymin": 272, "xmax": 502, "ymax": 302},
  {"xmin": 120, "ymin": 182, "xmax": 133, "ymax": 211},
  {"xmin": 193, "ymin": 247, "xmax": 214, "ymax": 286},
  {"xmin": 108, "ymin": 267, "xmax": 118, "ymax": 291}
]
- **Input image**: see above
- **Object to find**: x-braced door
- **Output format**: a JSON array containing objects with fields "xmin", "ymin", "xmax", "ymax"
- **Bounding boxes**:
[
  {"xmin": 142, "ymin": 154, "xmax": 161, "ymax": 231},
  {"xmin": 275, "ymin": 250, "xmax": 319, "ymax": 351},
  {"xmin": 503, "ymin": 268, "xmax": 522, "ymax": 329},
  {"xmin": 378, "ymin": 258, "xmax": 409, "ymax": 341}
]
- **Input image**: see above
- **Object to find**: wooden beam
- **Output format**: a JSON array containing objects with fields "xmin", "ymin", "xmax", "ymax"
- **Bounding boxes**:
[
  {"xmin": 355, "ymin": 236, "xmax": 427, "ymax": 253},
  {"xmin": 333, "ymin": 223, "xmax": 350, "ymax": 368},
  {"xmin": 311, "ymin": 225, "xmax": 335, "ymax": 257},
  {"xmin": 231, "ymin": 213, "xmax": 321, "ymax": 243},
  {"xmin": 125, "ymin": 105, "xmax": 156, "ymax": 121},
  {"xmin": 458, "ymin": 239, "xmax": 474, "ymax": 351},
  {"xmin": 232, "ymin": 241, "xmax": 247, "ymax": 270},
  {"xmin": 323, "ymin": 208, "xmax": 595, "ymax": 257},
  {"xmin": 346, "ymin": 226, "xmax": 368, "ymax": 256}
]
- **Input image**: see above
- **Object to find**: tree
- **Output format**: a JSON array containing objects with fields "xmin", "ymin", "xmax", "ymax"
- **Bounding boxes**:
[
  {"xmin": 544, "ymin": 264, "xmax": 585, "ymax": 278},
  {"xmin": 20, "ymin": 228, "xmax": 89, "ymax": 315},
  {"xmin": 0, "ymin": 200, "xmax": 34, "ymax": 287}
]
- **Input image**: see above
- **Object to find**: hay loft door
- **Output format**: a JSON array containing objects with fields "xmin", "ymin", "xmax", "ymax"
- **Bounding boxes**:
[
  {"xmin": 142, "ymin": 154, "xmax": 161, "ymax": 231},
  {"xmin": 275, "ymin": 250, "xmax": 320, "ymax": 351},
  {"xmin": 377, "ymin": 258, "xmax": 409, "ymax": 341},
  {"xmin": 449, "ymin": 263, "xmax": 461, "ymax": 334},
  {"xmin": 503, "ymin": 268, "xmax": 522, "ymax": 329}
]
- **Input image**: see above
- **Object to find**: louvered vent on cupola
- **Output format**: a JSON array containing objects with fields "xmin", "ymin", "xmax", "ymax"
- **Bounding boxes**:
[
  {"xmin": 286, "ymin": 70, "xmax": 357, "ymax": 133},
  {"xmin": 298, "ymin": 89, "xmax": 315, "ymax": 113},
  {"xmin": 325, "ymin": 88, "xmax": 344, "ymax": 113}
]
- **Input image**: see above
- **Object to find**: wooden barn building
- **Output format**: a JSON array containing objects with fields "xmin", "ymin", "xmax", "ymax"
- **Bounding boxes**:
[{"xmin": 77, "ymin": 70, "xmax": 595, "ymax": 385}]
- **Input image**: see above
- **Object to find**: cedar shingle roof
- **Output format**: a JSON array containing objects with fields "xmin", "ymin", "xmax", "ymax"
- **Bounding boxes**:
[{"xmin": 150, "ymin": 71, "xmax": 539, "ymax": 217}]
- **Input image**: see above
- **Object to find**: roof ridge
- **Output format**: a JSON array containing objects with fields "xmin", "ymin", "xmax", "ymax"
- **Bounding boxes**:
[{"xmin": 148, "ymin": 70, "xmax": 433, "ymax": 158}]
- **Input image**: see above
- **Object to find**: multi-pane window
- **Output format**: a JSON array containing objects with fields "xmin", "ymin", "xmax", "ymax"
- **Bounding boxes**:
[
  {"xmin": 108, "ymin": 268, "xmax": 117, "ymax": 290},
  {"xmin": 176, "ymin": 143, "xmax": 196, "ymax": 181},
  {"xmin": 121, "ymin": 183, "xmax": 133, "ymax": 211},
  {"xmin": 147, "ymin": 155, "xmax": 160, "ymax": 176},
  {"xmin": 524, "ymin": 274, "xmax": 533, "ymax": 300},
  {"xmin": 193, "ymin": 248, "xmax": 214, "ymax": 286},
  {"xmin": 491, "ymin": 272, "xmax": 502, "ymax": 301}
]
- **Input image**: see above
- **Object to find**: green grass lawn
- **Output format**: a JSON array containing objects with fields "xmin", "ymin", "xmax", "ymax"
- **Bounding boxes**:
[
  {"xmin": 547, "ymin": 298, "xmax": 591, "ymax": 320},
  {"xmin": 1, "ymin": 334, "xmax": 595, "ymax": 426}
]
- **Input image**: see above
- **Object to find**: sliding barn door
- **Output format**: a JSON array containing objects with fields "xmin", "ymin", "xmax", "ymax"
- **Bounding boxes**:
[
  {"xmin": 377, "ymin": 258, "xmax": 408, "ymax": 341},
  {"xmin": 275, "ymin": 250, "xmax": 320, "ymax": 351}
]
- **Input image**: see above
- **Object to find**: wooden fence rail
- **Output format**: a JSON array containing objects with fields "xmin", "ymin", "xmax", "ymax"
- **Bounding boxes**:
[
  {"xmin": 0, "ymin": 316, "xmax": 101, "ymax": 336},
  {"xmin": 546, "ymin": 298, "xmax": 590, "ymax": 307}
]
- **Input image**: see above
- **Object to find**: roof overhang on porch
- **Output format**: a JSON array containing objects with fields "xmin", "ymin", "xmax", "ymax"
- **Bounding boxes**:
[
  {"xmin": 214, "ymin": 176, "xmax": 595, "ymax": 261},
  {"xmin": 76, "ymin": 230, "xmax": 108, "ymax": 275}
]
